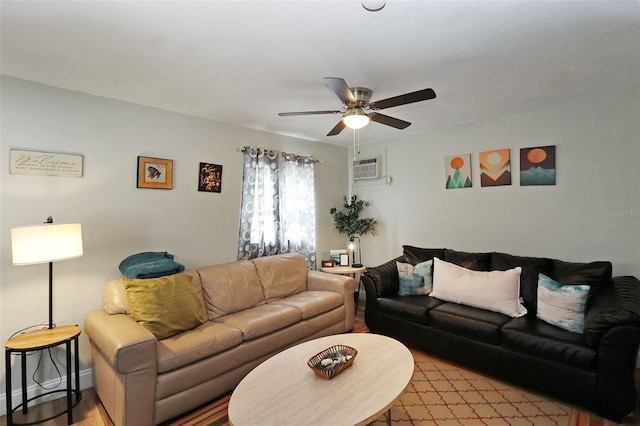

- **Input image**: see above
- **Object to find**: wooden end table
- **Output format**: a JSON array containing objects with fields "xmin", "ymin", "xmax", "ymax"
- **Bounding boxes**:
[{"xmin": 5, "ymin": 325, "xmax": 82, "ymax": 426}]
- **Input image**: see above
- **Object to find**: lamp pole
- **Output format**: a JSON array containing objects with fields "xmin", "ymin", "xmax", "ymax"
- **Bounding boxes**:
[
  {"xmin": 349, "ymin": 236, "xmax": 362, "ymax": 268},
  {"xmin": 44, "ymin": 216, "xmax": 55, "ymax": 329}
]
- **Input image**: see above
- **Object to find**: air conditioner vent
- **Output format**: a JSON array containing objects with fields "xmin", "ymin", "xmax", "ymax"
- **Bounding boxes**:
[{"xmin": 353, "ymin": 157, "xmax": 380, "ymax": 180}]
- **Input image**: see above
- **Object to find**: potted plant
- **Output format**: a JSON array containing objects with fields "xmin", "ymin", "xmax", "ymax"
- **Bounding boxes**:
[{"xmin": 330, "ymin": 195, "xmax": 377, "ymax": 267}]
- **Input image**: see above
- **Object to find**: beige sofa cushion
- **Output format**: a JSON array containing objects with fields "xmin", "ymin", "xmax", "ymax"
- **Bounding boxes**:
[
  {"xmin": 252, "ymin": 253, "xmax": 307, "ymax": 302},
  {"xmin": 103, "ymin": 279, "xmax": 132, "ymax": 315},
  {"xmin": 214, "ymin": 304, "xmax": 302, "ymax": 341},
  {"xmin": 198, "ymin": 260, "xmax": 265, "ymax": 320},
  {"xmin": 271, "ymin": 291, "xmax": 344, "ymax": 320},
  {"xmin": 156, "ymin": 321, "xmax": 243, "ymax": 374}
]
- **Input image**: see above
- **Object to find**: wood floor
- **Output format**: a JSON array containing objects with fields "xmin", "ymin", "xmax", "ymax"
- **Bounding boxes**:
[{"xmin": 0, "ymin": 386, "xmax": 110, "ymax": 426}]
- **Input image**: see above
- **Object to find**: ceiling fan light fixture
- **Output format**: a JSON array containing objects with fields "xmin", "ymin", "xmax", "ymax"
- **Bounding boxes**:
[{"xmin": 343, "ymin": 109, "xmax": 370, "ymax": 129}]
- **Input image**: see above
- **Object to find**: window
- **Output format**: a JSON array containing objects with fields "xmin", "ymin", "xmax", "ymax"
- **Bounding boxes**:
[{"xmin": 237, "ymin": 147, "xmax": 317, "ymax": 268}]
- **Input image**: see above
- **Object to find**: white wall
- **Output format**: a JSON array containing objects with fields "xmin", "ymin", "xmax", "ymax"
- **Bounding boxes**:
[
  {"xmin": 2, "ymin": 76, "xmax": 638, "ymax": 410},
  {"xmin": 0, "ymin": 76, "xmax": 349, "ymax": 409},
  {"xmin": 351, "ymin": 91, "xmax": 640, "ymax": 278}
]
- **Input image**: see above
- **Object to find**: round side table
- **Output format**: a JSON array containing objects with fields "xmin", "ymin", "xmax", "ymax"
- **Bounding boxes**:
[{"xmin": 5, "ymin": 325, "xmax": 82, "ymax": 426}]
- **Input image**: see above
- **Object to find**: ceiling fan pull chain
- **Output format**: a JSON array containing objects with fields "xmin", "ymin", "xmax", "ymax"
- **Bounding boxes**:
[{"xmin": 353, "ymin": 129, "xmax": 357, "ymax": 161}]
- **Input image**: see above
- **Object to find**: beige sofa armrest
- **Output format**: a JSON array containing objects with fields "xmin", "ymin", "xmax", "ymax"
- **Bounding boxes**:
[
  {"xmin": 307, "ymin": 270, "xmax": 356, "ymax": 330},
  {"xmin": 85, "ymin": 310, "xmax": 157, "ymax": 373},
  {"xmin": 307, "ymin": 270, "xmax": 355, "ymax": 294},
  {"xmin": 85, "ymin": 310, "xmax": 158, "ymax": 426}
]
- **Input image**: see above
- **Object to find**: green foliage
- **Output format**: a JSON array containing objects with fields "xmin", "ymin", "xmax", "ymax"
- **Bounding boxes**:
[{"xmin": 329, "ymin": 195, "xmax": 377, "ymax": 237}]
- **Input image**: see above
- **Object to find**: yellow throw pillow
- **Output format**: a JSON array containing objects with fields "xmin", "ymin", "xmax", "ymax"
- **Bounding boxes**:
[{"xmin": 123, "ymin": 274, "xmax": 206, "ymax": 340}]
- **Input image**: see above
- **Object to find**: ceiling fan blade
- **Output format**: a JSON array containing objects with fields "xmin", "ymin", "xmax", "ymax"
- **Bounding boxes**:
[
  {"xmin": 370, "ymin": 113, "xmax": 411, "ymax": 129},
  {"xmin": 278, "ymin": 110, "xmax": 341, "ymax": 116},
  {"xmin": 324, "ymin": 77, "xmax": 356, "ymax": 105},
  {"xmin": 369, "ymin": 88, "xmax": 436, "ymax": 110},
  {"xmin": 327, "ymin": 120, "xmax": 346, "ymax": 136}
]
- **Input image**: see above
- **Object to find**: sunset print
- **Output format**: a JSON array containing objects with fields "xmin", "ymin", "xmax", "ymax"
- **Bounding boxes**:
[
  {"xmin": 480, "ymin": 149, "xmax": 511, "ymax": 187},
  {"xmin": 520, "ymin": 145, "xmax": 556, "ymax": 185},
  {"xmin": 445, "ymin": 153, "xmax": 472, "ymax": 189}
]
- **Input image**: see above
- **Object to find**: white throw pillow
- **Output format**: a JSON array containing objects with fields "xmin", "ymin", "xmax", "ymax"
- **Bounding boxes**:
[{"xmin": 430, "ymin": 257, "xmax": 527, "ymax": 317}]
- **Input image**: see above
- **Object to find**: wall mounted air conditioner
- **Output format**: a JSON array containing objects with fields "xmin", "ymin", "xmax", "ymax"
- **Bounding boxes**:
[{"xmin": 353, "ymin": 157, "xmax": 380, "ymax": 180}]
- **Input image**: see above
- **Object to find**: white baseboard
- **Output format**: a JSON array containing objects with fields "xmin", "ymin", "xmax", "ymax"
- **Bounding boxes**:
[{"xmin": 0, "ymin": 368, "xmax": 93, "ymax": 416}]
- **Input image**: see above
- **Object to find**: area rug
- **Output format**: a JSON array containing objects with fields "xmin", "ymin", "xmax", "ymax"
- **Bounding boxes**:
[
  {"xmin": 166, "ymin": 329, "xmax": 620, "ymax": 426},
  {"xmin": 369, "ymin": 349, "xmax": 618, "ymax": 426}
]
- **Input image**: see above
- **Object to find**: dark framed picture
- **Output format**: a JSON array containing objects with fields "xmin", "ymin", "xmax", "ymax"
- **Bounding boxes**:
[
  {"xmin": 339, "ymin": 253, "xmax": 349, "ymax": 266},
  {"xmin": 520, "ymin": 145, "xmax": 556, "ymax": 186},
  {"xmin": 330, "ymin": 249, "xmax": 346, "ymax": 264},
  {"xmin": 198, "ymin": 162, "xmax": 223, "ymax": 193},
  {"xmin": 137, "ymin": 156, "xmax": 173, "ymax": 189}
]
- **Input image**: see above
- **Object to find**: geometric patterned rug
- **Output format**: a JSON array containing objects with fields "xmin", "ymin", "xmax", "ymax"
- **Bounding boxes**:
[
  {"xmin": 166, "ymin": 335, "xmax": 623, "ymax": 426},
  {"xmin": 371, "ymin": 350, "xmax": 618, "ymax": 426}
]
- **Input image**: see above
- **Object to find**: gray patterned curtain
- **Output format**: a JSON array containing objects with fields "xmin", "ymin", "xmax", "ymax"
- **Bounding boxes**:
[{"xmin": 237, "ymin": 146, "xmax": 317, "ymax": 268}]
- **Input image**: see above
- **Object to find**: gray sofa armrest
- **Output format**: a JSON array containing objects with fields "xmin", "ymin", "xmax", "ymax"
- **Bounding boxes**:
[{"xmin": 585, "ymin": 276, "xmax": 640, "ymax": 347}]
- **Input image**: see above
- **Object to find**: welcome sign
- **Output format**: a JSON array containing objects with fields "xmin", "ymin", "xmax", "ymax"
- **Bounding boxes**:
[{"xmin": 9, "ymin": 149, "xmax": 83, "ymax": 177}]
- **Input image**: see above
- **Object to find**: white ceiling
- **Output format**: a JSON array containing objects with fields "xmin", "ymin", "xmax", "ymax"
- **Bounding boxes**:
[{"xmin": 1, "ymin": 1, "xmax": 639, "ymax": 147}]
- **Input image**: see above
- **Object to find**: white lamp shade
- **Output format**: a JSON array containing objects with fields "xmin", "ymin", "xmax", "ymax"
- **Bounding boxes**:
[{"xmin": 11, "ymin": 223, "xmax": 83, "ymax": 265}]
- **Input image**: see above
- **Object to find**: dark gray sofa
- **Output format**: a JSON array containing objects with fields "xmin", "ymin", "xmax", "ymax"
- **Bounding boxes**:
[{"xmin": 361, "ymin": 246, "xmax": 640, "ymax": 422}]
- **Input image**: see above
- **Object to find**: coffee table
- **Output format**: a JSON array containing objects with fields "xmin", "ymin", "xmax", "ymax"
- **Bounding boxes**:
[{"xmin": 228, "ymin": 333, "xmax": 414, "ymax": 426}]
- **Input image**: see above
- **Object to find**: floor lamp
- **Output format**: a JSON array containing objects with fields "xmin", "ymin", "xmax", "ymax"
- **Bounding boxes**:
[{"xmin": 11, "ymin": 217, "xmax": 83, "ymax": 329}]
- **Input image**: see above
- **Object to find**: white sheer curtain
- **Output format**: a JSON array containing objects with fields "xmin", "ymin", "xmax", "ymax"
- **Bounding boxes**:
[{"xmin": 237, "ymin": 146, "xmax": 317, "ymax": 268}]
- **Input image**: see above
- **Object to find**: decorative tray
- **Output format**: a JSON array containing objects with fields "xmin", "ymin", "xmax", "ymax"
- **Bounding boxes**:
[{"xmin": 307, "ymin": 344, "xmax": 357, "ymax": 380}]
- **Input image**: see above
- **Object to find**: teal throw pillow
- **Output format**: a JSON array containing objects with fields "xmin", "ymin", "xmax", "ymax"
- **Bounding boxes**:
[
  {"xmin": 397, "ymin": 260, "xmax": 433, "ymax": 296},
  {"xmin": 537, "ymin": 273, "xmax": 590, "ymax": 334}
]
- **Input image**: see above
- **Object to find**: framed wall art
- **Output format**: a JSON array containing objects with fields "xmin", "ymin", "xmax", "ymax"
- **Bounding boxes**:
[
  {"xmin": 198, "ymin": 162, "xmax": 223, "ymax": 193},
  {"xmin": 520, "ymin": 145, "xmax": 556, "ymax": 186},
  {"xmin": 480, "ymin": 148, "xmax": 511, "ymax": 187},
  {"xmin": 330, "ymin": 249, "xmax": 347, "ymax": 264},
  {"xmin": 137, "ymin": 156, "xmax": 173, "ymax": 189},
  {"xmin": 445, "ymin": 153, "xmax": 472, "ymax": 189},
  {"xmin": 9, "ymin": 149, "xmax": 84, "ymax": 177}
]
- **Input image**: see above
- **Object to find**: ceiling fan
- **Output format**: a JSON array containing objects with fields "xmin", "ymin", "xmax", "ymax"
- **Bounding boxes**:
[{"xmin": 278, "ymin": 77, "xmax": 436, "ymax": 136}]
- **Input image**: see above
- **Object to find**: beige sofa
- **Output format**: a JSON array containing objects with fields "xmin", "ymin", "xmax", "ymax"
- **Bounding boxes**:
[{"xmin": 84, "ymin": 253, "xmax": 355, "ymax": 426}]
